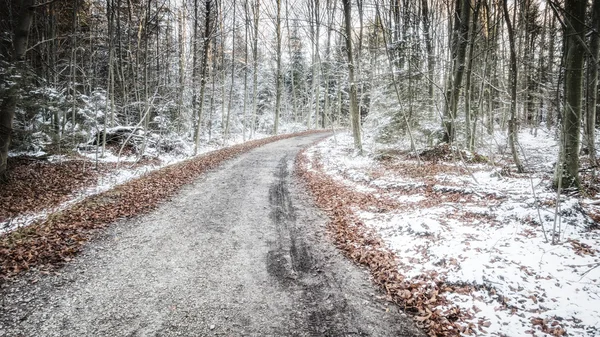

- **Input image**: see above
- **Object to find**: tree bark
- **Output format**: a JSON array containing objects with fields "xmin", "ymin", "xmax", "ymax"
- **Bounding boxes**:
[
  {"xmin": 194, "ymin": 0, "xmax": 212, "ymax": 155},
  {"xmin": 250, "ymin": 0, "xmax": 260, "ymax": 139},
  {"xmin": 465, "ymin": 0, "xmax": 480, "ymax": 150},
  {"xmin": 274, "ymin": 0, "xmax": 282, "ymax": 135},
  {"xmin": 585, "ymin": 0, "xmax": 599, "ymax": 166},
  {"xmin": 442, "ymin": 0, "xmax": 470, "ymax": 144},
  {"xmin": 342, "ymin": 0, "xmax": 362, "ymax": 153},
  {"xmin": 555, "ymin": 0, "xmax": 587, "ymax": 188},
  {"xmin": 421, "ymin": 0, "xmax": 434, "ymax": 116},
  {"xmin": 503, "ymin": 0, "xmax": 524, "ymax": 172}
]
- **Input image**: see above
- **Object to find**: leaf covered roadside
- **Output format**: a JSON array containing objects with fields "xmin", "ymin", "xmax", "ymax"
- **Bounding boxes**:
[
  {"xmin": 0, "ymin": 130, "xmax": 325, "ymax": 282},
  {"xmin": 296, "ymin": 148, "xmax": 467, "ymax": 337},
  {"xmin": 0, "ymin": 158, "xmax": 111, "ymax": 222}
]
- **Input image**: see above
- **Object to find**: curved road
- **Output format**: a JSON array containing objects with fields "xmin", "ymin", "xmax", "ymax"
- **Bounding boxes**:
[{"xmin": 0, "ymin": 133, "xmax": 424, "ymax": 336}]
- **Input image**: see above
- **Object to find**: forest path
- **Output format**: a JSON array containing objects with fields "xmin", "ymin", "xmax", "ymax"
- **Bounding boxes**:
[{"xmin": 0, "ymin": 133, "xmax": 424, "ymax": 337}]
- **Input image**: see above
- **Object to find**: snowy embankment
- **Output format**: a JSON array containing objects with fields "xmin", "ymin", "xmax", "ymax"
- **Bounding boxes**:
[
  {"xmin": 1, "ymin": 132, "xmax": 277, "ymax": 235},
  {"xmin": 303, "ymin": 131, "xmax": 599, "ymax": 336}
]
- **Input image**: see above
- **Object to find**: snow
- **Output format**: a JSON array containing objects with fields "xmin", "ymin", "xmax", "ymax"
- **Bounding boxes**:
[{"xmin": 306, "ymin": 131, "xmax": 600, "ymax": 336}]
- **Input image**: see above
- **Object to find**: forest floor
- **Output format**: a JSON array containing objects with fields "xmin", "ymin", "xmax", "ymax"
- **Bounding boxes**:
[
  {"xmin": 2, "ymin": 127, "xmax": 599, "ymax": 336},
  {"xmin": 0, "ymin": 132, "xmax": 424, "ymax": 336},
  {"xmin": 298, "ymin": 129, "xmax": 600, "ymax": 336}
]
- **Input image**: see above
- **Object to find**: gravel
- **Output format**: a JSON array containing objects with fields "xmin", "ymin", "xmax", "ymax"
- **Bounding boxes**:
[{"xmin": 0, "ymin": 133, "xmax": 425, "ymax": 336}]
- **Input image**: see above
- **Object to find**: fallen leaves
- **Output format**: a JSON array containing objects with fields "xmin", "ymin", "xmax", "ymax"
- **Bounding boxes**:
[
  {"xmin": 0, "ymin": 157, "xmax": 110, "ymax": 220},
  {"xmin": 567, "ymin": 238, "xmax": 598, "ymax": 256},
  {"xmin": 296, "ymin": 149, "xmax": 471, "ymax": 336}
]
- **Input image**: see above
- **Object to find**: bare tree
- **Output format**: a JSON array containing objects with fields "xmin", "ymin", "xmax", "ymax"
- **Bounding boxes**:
[
  {"xmin": 554, "ymin": 0, "xmax": 587, "ymax": 188},
  {"xmin": 585, "ymin": 0, "xmax": 599, "ymax": 166},
  {"xmin": 274, "ymin": 0, "xmax": 282, "ymax": 134},
  {"xmin": 442, "ymin": 0, "xmax": 470, "ymax": 144},
  {"xmin": 342, "ymin": 0, "xmax": 362, "ymax": 153},
  {"xmin": 503, "ymin": 0, "xmax": 524, "ymax": 173},
  {"xmin": 194, "ymin": 0, "xmax": 213, "ymax": 155}
]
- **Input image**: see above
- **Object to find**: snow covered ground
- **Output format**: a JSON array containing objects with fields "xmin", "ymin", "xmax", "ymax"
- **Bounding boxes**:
[{"xmin": 305, "ymin": 130, "xmax": 600, "ymax": 336}]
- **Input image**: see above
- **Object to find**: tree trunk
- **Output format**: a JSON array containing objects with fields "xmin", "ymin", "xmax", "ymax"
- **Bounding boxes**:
[
  {"xmin": 242, "ymin": 0, "xmax": 250, "ymax": 141},
  {"xmin": 194, "ymin": 0, "xmax": 212, "ymax": 154},
  {"xmin": 442, "ymin": 0, "xmax": 470, "ymax": 144},
  {"xmin": 274, "ymin": 0, "xmax": 282, "ymax": 135},
  {"xmin": 250, "ymin": 0, "xmax": 260, "ymax": 138},
  {"xmin": 465, "ymin": 0, "xmax": 481, "ymax": 150},
  {"xmin": 342, "ymin": 0, "xmax": 362, "ymax": 153},
  {"xmin": 224, "ymin": 0, "xmax": 237, "ymax": 139},
  {"xmin": 0, "ymin": 0, "xmax": 34, "ymax": 182},
  {"xmin": 555, "ymin": 0, "xmax": 587, "ymax": 188},
  {"xmin": 421, "ymin": 0, "xmax": 434, "ymax": 116},
  {"xmin": 503, "ymin": 0, "xmax": 524, "ymax": 172},
  {"xmin": 585, "ymin": 0, "xmax": 599, "ymax": 166}
]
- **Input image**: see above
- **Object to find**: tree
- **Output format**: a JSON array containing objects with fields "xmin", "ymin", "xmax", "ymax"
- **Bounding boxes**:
[
  {"xmin": 273, "ymin": 0, "xmax": 282, "ymax": 134},
  {"xmin": 342, "ymin": 0, "xmax": 362, "ymax": 153},
  {"xmin": 585, "ymin": 0, "xmax": 599, "ymax": 166},
  {"xmin": 0, "ymin": 0, "xmax": 34, "ymax": 182},
  {"xmin": 555, "ymin": 0, "xmax": 587, "ymax": 188},
  {"xmin": 194, "ymin": 0, "xmax": 213, "ymax": 155},
  {"xmin": 503, "ymin": 0, "xmax": 524, "ymax": 173},
  {"xmin": 442, "ymin": 0, "xmax": 470, "ymax": 144}
]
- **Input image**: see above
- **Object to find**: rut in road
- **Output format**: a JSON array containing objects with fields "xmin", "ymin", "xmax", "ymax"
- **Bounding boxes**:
[{"xmin": 0, "ymin": 134, "xmax": 425, "ymax": 337}]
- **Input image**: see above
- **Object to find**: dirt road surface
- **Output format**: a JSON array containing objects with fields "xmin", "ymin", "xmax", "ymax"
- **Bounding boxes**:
[{"xmin": 0, "ymin": 133, "xmax": 424, "ymax": 336}]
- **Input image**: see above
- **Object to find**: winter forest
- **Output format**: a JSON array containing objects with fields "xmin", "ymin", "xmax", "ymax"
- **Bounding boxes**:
[
  {"xmin": 0, "ymin": 0, "xmax": 597, "ymax": 186},
  {"xmin": 1, "ymin": 0, "xmax": 600, "ymax": 336}
]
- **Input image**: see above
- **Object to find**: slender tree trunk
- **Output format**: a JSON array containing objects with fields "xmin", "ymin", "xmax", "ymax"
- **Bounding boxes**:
[
  {"xmin": 285, "ymin": 0, "xmax": 299, "ymax": 123},
  {"xmin": 191, "ymin": 0, "xmax": 199, "ymax": 145},
  {"xmin": 421, "ymin": 0, "xmax": 434, "ymax": 116},
  {"xmin": 342, "ymin": 0, "xmax": 362, "ymax": 153},
  {"xmin": 546, "ymin": 12, "xmax": 556, "ymax": 128},
  {"xmin": 273, "ymin": 0, "xmax": 282, "ymax": 134},
  {"xmin": 224, "ymin": 0, "xmax": 236, "ymax": 139},
  {"xmin": 242, "ymin": 1, "xmax": 250, "ymax": 141},
  {"xmin": 177, "ymin": 6, "xmax": 186, "ymax": 133},
  {"xmin": 465, "ymin": 0, "xmax": 480, "ymax": 150},
  {"xmin": 194, "ymin": 0, "xmax": 212, "ymax": 154},
  {"xmin": 585, "ymin": 0, "xmax": 599, "ymax": 165},
  {"xmin": 250, "ymin": 0, "xmax": 259, "ymax": 138},
  {"xmin": 503, "ymin": 0, "xmax": 524, "ymax": 172}
]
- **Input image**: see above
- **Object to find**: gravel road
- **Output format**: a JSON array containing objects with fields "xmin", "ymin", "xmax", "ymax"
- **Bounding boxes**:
[{"xmin": 0, "ymin": 133, "xmax": 425, "ymax": 337}]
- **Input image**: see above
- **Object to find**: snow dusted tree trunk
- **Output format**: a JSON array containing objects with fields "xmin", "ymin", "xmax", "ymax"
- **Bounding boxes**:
[
  {"xmin": 0, "ymin": 0, "xmax": 34, "ymax": 182},
  {"xmin": 442, "ymin": 0, "xmax": 470, "ymax": 144},
  {"xmin": 242, "ymin": 1, "xmax": 250, "ymax": 141},
  {"xmin": 585, "ymin": 0, "xmax": 599, "ymax": 166},
  {"xmin": 554, "ymin": 0, "xmax": 587, "ymax": 188},
  {"xmin": 321, "ymin": 0, "xmax": 336, "ymax": 128},
  {"xmin": 224, "ymin": 0, "xmax": 236, "ymax": 139},
  {"xmin": 285, "ymin": 0, "xmax": 299, "ymax": 124},
  {"xmin": 421, "ymin": 0, "xmax": 435, "ymax": 117},
  {"xmin": 194, "ymin": 0, "xmax": 212, "ymax": 155},
  {"xmin": 250, "ymin": 0, "xmax": 259, "ymax": 139},
  {"xmin": 309, "ymin": 0, "xmax": 321, "ymax": 129},
  {"xmin": 192, "ymin": 0, "xmax": 200, "ymax": 150},
  {"xmin": 273, "ymin": 0, "xmax": 282, "ymax": 135},
  {"xmin": 464, "ymin": 0, "xmax": 481, "ymax": 151},
  {"xmin": 503, "ymin": 0, "xmax": 524, "ymax": 173},
  {"xmin": 342, "ymin": 0, "xmax": 362, "ymax": 154},
  {"xmin": 177, "ymin": 6, "xmax": 187, "ymax": 133}
]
